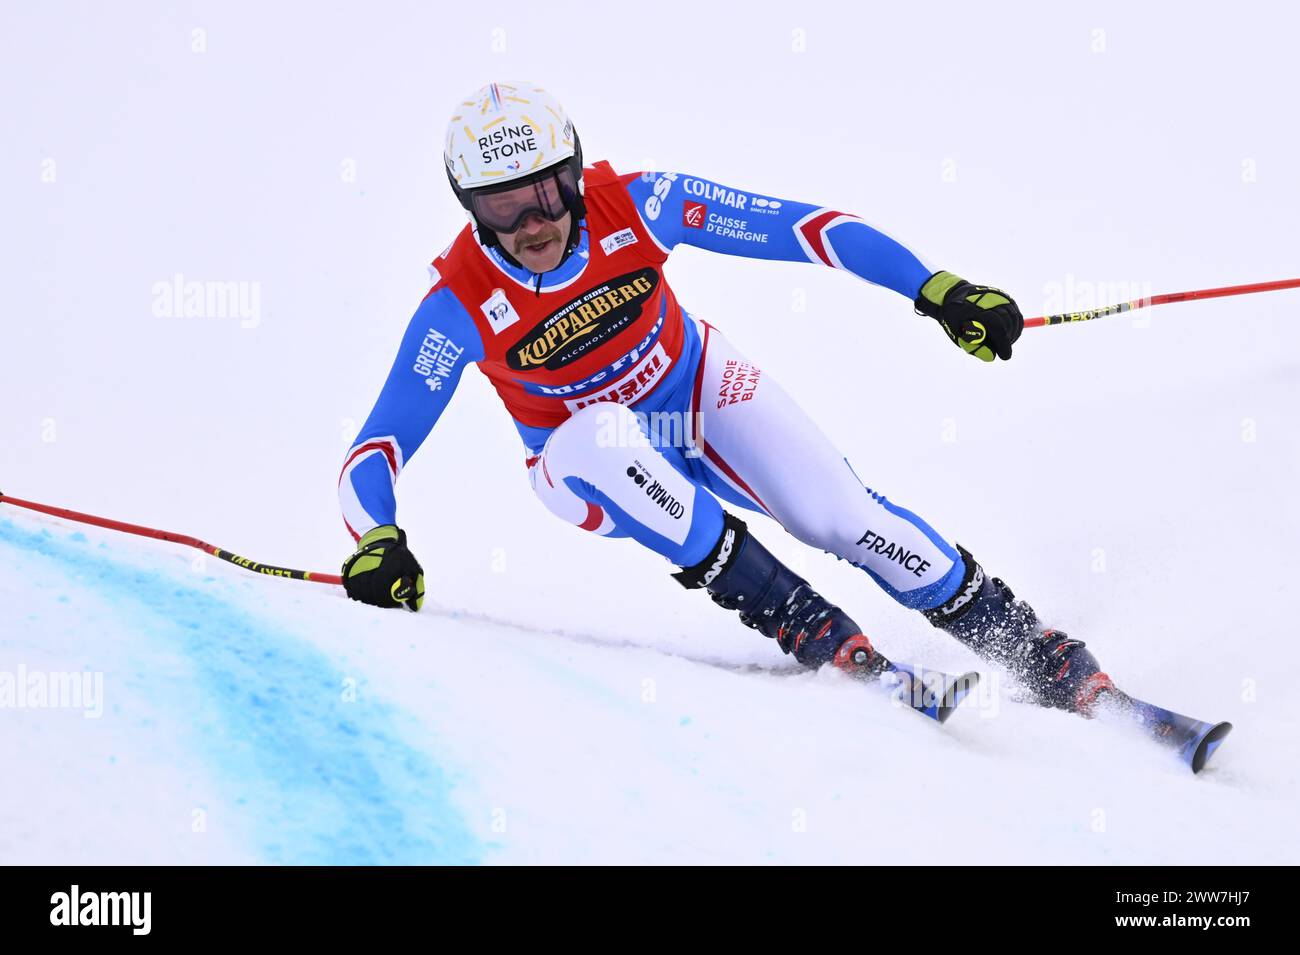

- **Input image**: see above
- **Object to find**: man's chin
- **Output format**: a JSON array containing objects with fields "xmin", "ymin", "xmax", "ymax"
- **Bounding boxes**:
[{"xmin": 515, "ymin": 238, "xmax": 564, "ymax": 272}]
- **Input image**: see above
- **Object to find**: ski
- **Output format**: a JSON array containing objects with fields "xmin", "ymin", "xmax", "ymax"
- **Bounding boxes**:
[
  {"xmin": 1099, "ymin": 688, "xmax": 1233, "ymax": 774},
  {"xmin": 880, "ymin": 660, "xmax": 980, "ymax": 724}
]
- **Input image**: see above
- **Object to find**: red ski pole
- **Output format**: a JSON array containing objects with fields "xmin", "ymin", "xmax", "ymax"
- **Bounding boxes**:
[
  {"xmin": 1025, "ymin": 277, "xmax": 1300, "ymax": 329},
  {"xmin": 0, "ymin": 491, "xmax": 343, "ymax": 586}
]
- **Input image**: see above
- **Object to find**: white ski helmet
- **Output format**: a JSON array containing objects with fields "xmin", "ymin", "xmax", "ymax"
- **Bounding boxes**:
[{"xmin": 443, "ymin": 82, "xmax": 585, "ymax": 257}]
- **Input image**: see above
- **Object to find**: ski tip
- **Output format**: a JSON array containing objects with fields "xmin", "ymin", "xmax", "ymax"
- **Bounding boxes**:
[
  {"xmin": 933, "ymin": 671, "xmax": 981, "ymax": 725},
  {"xmin": 1188, "ymin": 721, "xmax": 1233, "ymax": 774}
]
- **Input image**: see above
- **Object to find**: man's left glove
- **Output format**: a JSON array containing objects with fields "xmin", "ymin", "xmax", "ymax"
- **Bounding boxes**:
[
  {"xmin": 914, "ymin": 270, "xmax": 1024, "ymax": 362},
  {"xmin": 342, "ymin": 524, "xmax": 425, "ymax": 612}
]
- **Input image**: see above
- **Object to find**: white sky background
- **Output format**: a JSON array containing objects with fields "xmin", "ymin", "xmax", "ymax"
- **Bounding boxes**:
[{"xmin": 2, "ymin": 0, "xmax": 1297, "ymax": 680}]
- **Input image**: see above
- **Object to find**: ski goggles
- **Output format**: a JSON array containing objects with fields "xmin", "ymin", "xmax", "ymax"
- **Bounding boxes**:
[{"xmin": 469, "ymin": 164, "xmax": 579, "ymax": 234}]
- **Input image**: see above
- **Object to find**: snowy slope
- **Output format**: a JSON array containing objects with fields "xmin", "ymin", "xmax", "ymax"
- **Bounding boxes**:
[
  {"xmin": 2, "ymin": 1, "xmax": 1298, "ymax": 864},
  {"xmin": 2, "ymin": 509, "xmax": 1295, "ymax": 865}
]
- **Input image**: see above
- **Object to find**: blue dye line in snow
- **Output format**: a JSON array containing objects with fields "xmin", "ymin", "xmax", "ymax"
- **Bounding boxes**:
[{"xmin": 0, "ymin": 517, "xmax": 480, "ymax": 864}]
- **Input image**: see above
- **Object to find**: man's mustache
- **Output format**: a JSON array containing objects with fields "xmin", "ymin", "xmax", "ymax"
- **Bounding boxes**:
[{"xmin": 514, "ymin": 225, "xmax": 563, "ymax": 254}]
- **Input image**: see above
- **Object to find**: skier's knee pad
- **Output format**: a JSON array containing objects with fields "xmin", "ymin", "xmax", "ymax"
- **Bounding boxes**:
[
  {"xmin": 529, "ymin": 450, "xmax": 619, "ymax": 535},
  {"xmin": 532, "ymin": 403, "xmax": 720, "ymax": 563},
  {"xmin": 528, "ymin": 403, "xmax": 639, "ymax": 536}
]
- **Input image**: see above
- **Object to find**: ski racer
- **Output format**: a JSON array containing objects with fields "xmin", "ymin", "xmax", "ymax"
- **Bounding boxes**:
[{"xmin": 338, "ymin": 81, "xmax": 1114, "ymax": 714}]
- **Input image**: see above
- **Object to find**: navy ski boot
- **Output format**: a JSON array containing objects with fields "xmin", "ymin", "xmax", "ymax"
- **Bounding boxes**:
[
  {"xmin": 673, "ymin": 513, "xmax": 885, "ymax": 678},
  {"xmin": 923, "ymin": 545, "xmax": 1114, "ymax": 713}
]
